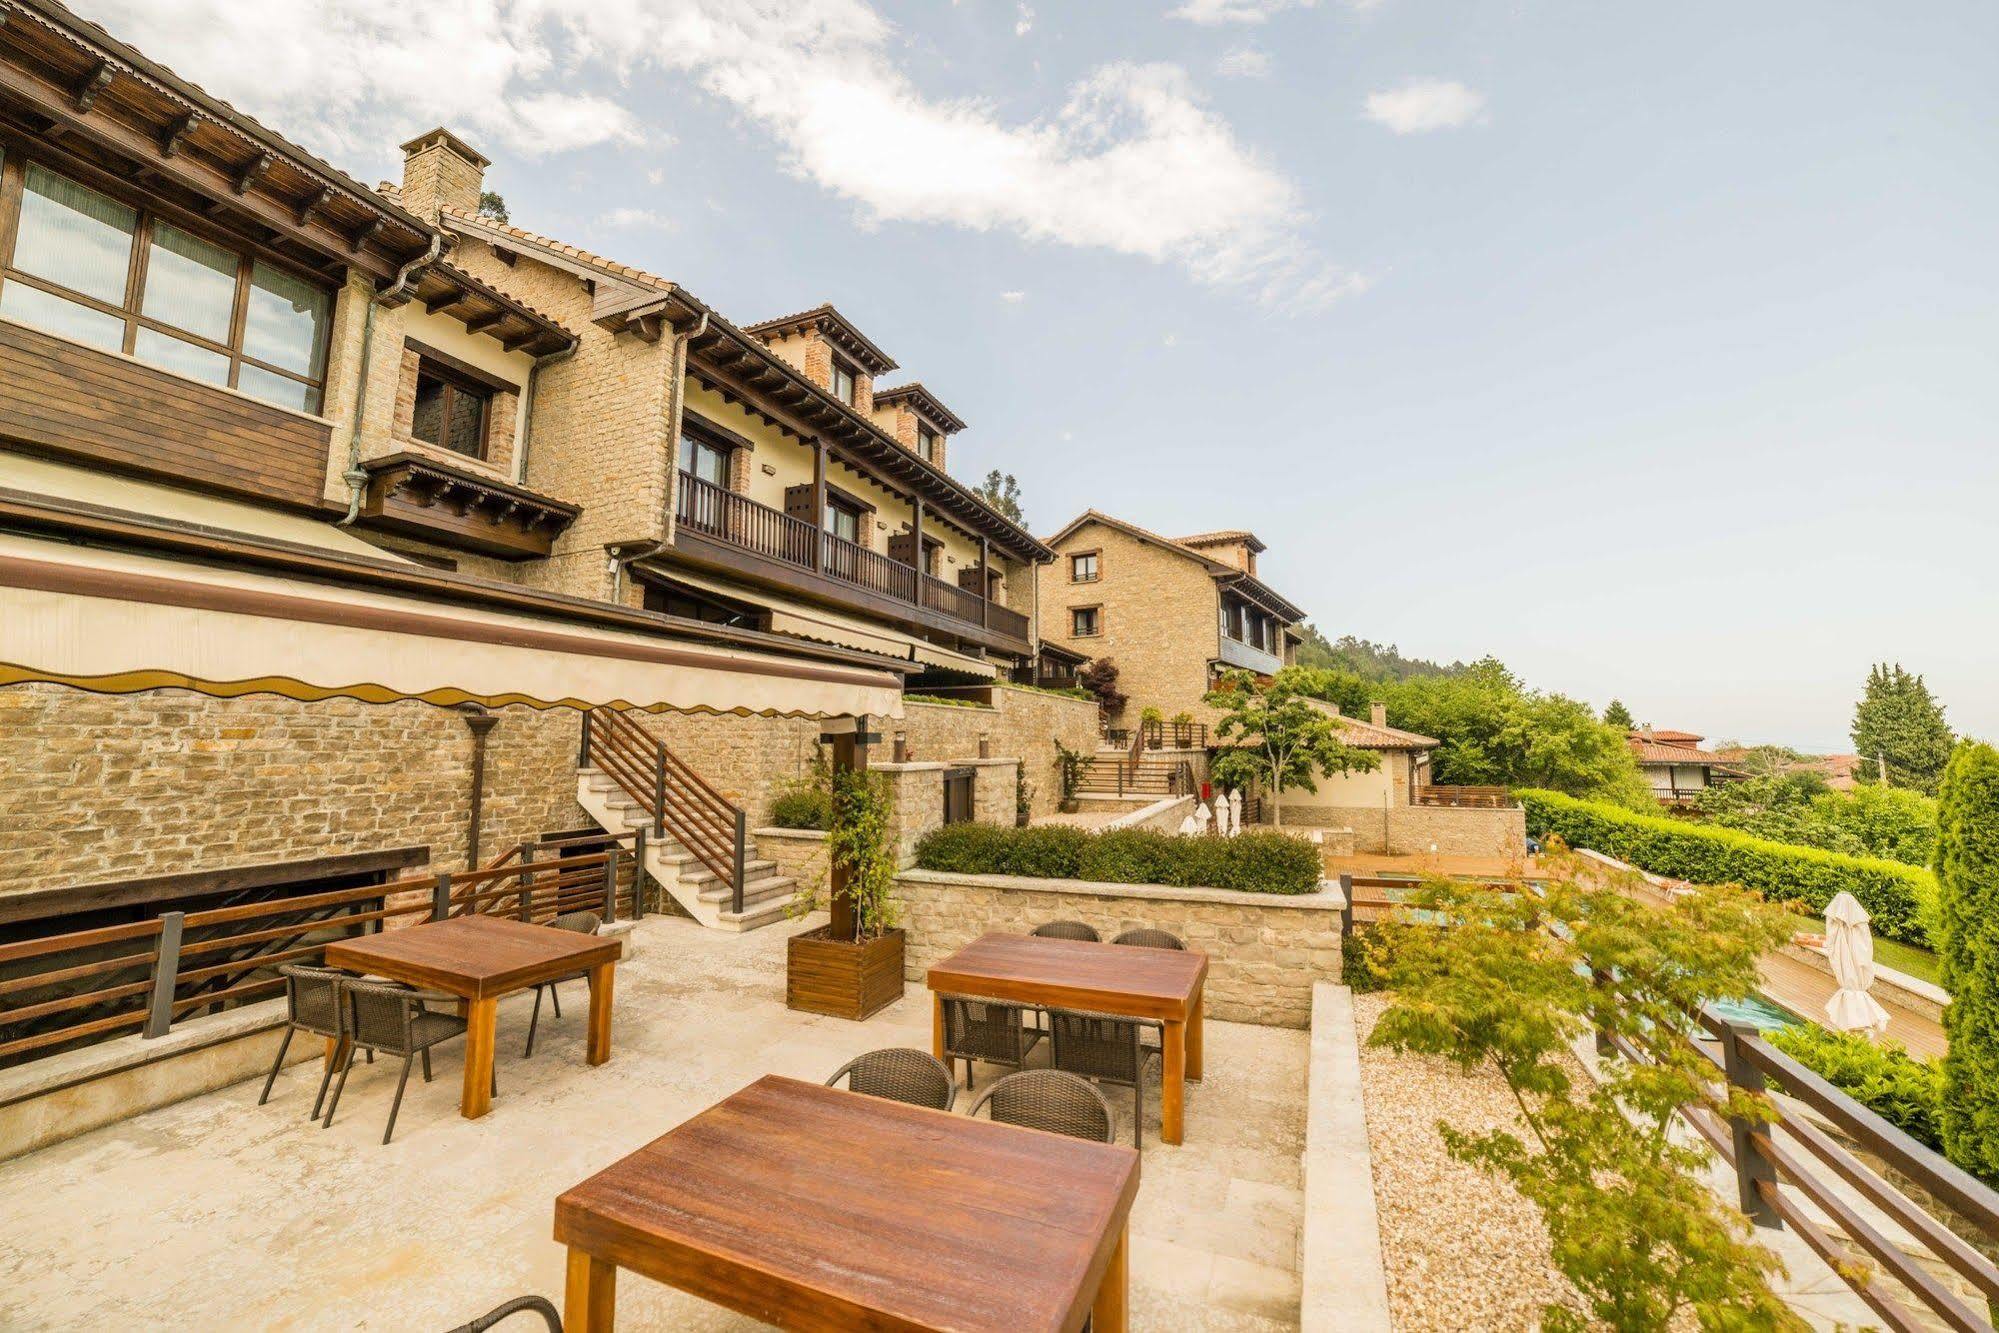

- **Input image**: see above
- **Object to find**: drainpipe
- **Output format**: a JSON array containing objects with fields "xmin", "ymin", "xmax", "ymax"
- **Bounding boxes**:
[
  {"xmin": 459, "ymin": 704, "xmax": 499, "ymax": 867},
  {"xmin": 515, "ymin": 340, "xmax": 578, "ymax": 487},
  {"xmin": 339, "ymin": 234, "xmax": 443, "ymax": 524},
  {"xmin": 661, "ymin": 308, "xmax": 709, "ymax": 537}
]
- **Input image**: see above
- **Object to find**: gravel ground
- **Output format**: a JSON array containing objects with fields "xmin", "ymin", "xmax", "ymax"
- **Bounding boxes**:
[{"xmin": 1353, "ymin": 992, "xmax": 1590, "ymax": 1332}]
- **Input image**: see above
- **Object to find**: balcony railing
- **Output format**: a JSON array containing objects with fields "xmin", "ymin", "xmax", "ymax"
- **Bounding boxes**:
[
  {"xmin": 1218, "ymin": 633, "xmax": 1284, "ymax": 676},
  {"xmin": 675, "ymin": 471, "xmax": 1029, "ymax": 643}
]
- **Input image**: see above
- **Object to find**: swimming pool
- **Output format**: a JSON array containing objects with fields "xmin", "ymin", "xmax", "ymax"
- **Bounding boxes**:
[{"xmin": 1705, "ymin": 993, "xmax": 1804, "ymax": 1033}]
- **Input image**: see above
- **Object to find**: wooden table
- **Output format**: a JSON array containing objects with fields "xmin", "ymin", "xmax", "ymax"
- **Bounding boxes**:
[
  {"xmin": 928, "ymin": 932, "xmax": 1209, "ymax": 1145},
  {"xmin": 554, "ymin": 1075, "xmax": 1140, "ymax": 1332},
  {"xmin": 326, "ymin": 915, "xmax": 622, "ymax": 1120}
]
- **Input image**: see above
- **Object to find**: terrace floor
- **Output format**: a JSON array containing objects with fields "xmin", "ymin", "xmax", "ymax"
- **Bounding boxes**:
[{"xmin": 0, "ymin": 915, "xmax": 1310, "ymax": 1331}]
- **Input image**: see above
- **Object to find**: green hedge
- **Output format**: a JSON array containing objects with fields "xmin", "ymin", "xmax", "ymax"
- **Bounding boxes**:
[
  {"xmin": 913, "ymin": 823, "xmax": 1322, "ymax": 895},
  {"xmin": 1518, "ymin": 788, "xmax": 1936, "ymax": 947},
  {"xmin": 1767, "ymin": 1025, "xmax": 1947, "ymax": 1155}
]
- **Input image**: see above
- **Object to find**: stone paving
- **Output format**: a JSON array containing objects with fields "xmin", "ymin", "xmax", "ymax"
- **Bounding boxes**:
[{"xmin": 0, "ymin": 914, "xmax": 1309, "ymax": 1331}]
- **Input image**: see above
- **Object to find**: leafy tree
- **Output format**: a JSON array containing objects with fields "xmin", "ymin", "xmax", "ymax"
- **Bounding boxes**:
[
  {"xmin": 1291, "ymin": 625, "xmax": 1460, "ymax": 680},
  {"xmin": 1851, "ymin": 663, "xmax": 1954, "ymax": 794},
  {"xmin": 1273, "ymin": 665, "xmax": 1372, "ymax": 718},
  {"xmin": 1602, "ymin": 699, "xmax": 1635, "ymax": 730},
  {"xmin": 1698, "ymin": 776, "xmax": 1938, "ymax": 866},
  {"xmin": 1205, "ymin": 669, "xmax": 1376, "ymax": 827},
  {"xmin": 972, "ymin": 470, "xmax": 1025, "ymax": 524},
  {"xmin": 1370, "ymin": 854, "xmax": 1802, "ymax": 1331},
  {"xmin": 1714, "ymin": 743, "xmax": 1809, "ymax": 781},
  {"xmin": 1076, "ymin": 657, "xmax": 1126, "ymax": 719},
  {"xmin": 1937, "ymin": 741, "xmax": 1999, "ymax": 1177},
  {"xmin": 476, "ymin": 189, "xmax": 510, "ymax": 224}
]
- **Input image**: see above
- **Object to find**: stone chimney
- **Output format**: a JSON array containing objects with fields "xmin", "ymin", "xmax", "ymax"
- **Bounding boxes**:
[
  {"xmin": 399, "ymin": 127, "xmax": 489, "ymax": 222},
  {"xmin": 1370, "ymin": 702, "xmax": 1387, "ymax": 728}
]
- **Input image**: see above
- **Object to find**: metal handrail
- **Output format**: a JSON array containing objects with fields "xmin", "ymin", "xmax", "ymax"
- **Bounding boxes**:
[{"xmin": 583, "ymin": 707, "xmax": 747, "ymax": 913}]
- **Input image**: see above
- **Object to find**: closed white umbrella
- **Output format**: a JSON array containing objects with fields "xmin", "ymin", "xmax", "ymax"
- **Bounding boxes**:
[{"xmin": 1823, "ymin": 891, "xmax": 1891, "ymax": 1035}]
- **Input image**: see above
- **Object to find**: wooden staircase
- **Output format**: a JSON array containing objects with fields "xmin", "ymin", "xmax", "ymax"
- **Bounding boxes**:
[
  {"xmin": 1077, "ymin": 752, "xmax": 1194, "ymax": 799},
  {"xmin": 574, "ymin": 709, "xmax": 796, "ymax": 932}
]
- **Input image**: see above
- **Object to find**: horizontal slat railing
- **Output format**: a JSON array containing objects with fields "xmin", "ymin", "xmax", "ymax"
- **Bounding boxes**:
[
  {"xmin": 0, "ymin": 833, "xmax": 645, "ymax": 1067},
  {"xmin": 1412, "ymin": 785, "xmax": 1515, "ymax": 809}
]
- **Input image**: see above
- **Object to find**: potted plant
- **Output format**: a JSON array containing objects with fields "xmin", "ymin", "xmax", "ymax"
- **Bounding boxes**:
[
  {"xmin": 1170, "ymin": 709, "xmax": 1196, "ymax": 748},
  {"xmin": 1140, "ymin": 705, "xmax": 1164, "ymax": 748},
  {"xmin": 1053, "ymin": 738, "xmax": 1086, "ymax": 814},
  {"xmin": 786, "ymin": 767, "xmax": 905, "ymax": 1020}
]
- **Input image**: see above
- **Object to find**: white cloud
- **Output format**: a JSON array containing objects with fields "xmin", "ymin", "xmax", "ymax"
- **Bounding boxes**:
[
  {"xmin": 1014, "ymin": 3, "xmax": 1034, "ymax": 36},
  {"xmin": 999, "ymin": 290, "xmax": 1027, "ymax": 304},
  {"xmin": 1363, "ymin": 78, "xmax": 1486, "ymax": 134},
  {"xmin": 1169, "ymin": 0, "xmax": 1316, "ymax": 25},
  {"xmin": 645, "ymin": 167, "xmax": 666, "ymax": 185},
  {"xmin": 1216, "ymin": 46, "xmax": 1271, "ymax": 78},
  {"xmin": 83, "ymin": 0, "xmax": 1357, "ymax": 310},
  {"xmin": 599, "ymin": 206, "xmax": 667, "ymax": 227}
]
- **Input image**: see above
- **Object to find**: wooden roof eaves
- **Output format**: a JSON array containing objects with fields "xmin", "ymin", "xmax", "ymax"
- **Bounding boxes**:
[{"xmin": 1, "ymin": 0, "xmax": 434, "ymax": 268}]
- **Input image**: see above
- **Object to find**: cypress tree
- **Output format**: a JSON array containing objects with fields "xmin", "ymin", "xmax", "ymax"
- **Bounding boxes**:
[
  {"xmin": 1937, "ymin": 741, "xmax": 1999, "ymax": 1176},
  {"xmin": 1603, "ymin": 699, "xmax": 1636, "ymax": 730}
]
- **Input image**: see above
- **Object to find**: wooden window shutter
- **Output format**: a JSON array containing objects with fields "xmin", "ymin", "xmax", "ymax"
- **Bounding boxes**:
[
  {"xmin": 784, "ymin": 484, "xmax": 816, "ymax": 523},
  {"xmin": 888, "ymin": 531, "xmax": 917, "ymax": 566},
  {"xmin": 957, "ymin": 565, "xmax": 982, "ymax": 592}
]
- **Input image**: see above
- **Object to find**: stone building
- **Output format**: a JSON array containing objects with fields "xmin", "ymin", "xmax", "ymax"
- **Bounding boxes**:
[
  {"xmin": 1037, "ymin": 511, "xmax": 1306, "ymax": 728},
  {"xmin": 0, "ymin": 3, "xmax": 1085, "ymax": 944}
]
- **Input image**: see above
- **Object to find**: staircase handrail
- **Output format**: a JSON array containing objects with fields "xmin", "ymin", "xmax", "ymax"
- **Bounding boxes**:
[{"xmin": 583, "ymin": 707, "xmax": 748, "ymax": 912}]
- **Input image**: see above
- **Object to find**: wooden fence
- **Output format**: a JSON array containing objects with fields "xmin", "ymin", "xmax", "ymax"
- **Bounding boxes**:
[{"xmin": 0, "ymin": 830, "xmax": 642, "ymax": 1068}]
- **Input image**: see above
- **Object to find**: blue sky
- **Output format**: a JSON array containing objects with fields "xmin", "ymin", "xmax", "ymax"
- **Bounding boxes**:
[{"xmin": 95, "ymin": 0, "xmax": 1998, "ymax": 752}]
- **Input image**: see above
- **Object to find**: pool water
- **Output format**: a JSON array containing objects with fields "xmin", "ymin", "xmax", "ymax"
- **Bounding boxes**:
[{"xmin": 1706, "ymin": 993, "xmax": 1803, "ymax": 1033}]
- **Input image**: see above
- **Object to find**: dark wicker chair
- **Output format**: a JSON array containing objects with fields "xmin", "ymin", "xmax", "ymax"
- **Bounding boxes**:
[
  {"xmin": 967, "ymin": 1070, "xmax": 1115, "ymax": 1144},
  {"xmin": 1032, "ymin": 920, "xmax": 1100, "ymax": 943},
  {"xmin": 1111, "ymin": 928, "xmax": 1185, "ymax": 951},
  {"xmin": 261, "ymin": 962, "xmax": 354, "ymax": 1120},
  {"xmin": 524, "ymin": 910, "xmax": 601, "ymax": 1058},
  {"xmin": 323, "ymin": 979, "xmax": 493, "ymax": 1144},
  {"xmin": 939, "ymin": 995, "xmax": 1044, "ymax": 1091},
  {"xmin": 1049, "ymin": 1009, "xmax": 1158, "ymax": 1147},
  {"xmin": 445, "ymin": 1294, "xmax": 562, "ymax": 1332},
  {"xmin": 825, "ymin": 1047, "xmax": 956, "ymax": 1111}
]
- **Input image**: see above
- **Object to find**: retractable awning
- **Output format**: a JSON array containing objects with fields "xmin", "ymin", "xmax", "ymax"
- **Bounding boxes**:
[{"xmin": 0, "ymin": 530, "xmax": 906, "ymax": 718}]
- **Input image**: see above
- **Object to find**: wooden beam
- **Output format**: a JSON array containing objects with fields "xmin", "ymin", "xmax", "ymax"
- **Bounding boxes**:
[
  {"xmin": 158, "ymin": 112, "xmax": 195, "ymax": 159},
  {"xmin": 72, "ymin": 61, "xmax": 115, "ymax": 113},
  {"xmin": 424, "ymin": 289, "xmax": 466, "ymax": 315},
  {"xmin": 233, "ymin": 150, "xmax": 275, "ymax": 195},
  {"xmin": 349, "ymin": 217, "xmax": 385, "ymax": 255},
  {"xmin": 294, "ymin": 185, "xmax": 333, "ymax": 228},
  {"xmin": 463, "ymin": 310, "xmax": 505, "ymax": 336}
]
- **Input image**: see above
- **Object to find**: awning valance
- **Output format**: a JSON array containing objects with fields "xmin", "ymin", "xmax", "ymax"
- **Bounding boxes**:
[{"xmin": 0, "ymin": 533, "xmax": 905, "ymax": 718}]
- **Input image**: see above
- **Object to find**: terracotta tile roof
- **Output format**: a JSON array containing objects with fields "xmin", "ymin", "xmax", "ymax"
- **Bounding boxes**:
[
  {"xmin": 1642, "ymin": 729, "xmax": 1706, "ymax": 744},
  {"xmin": 1043, "ymin": 510, "xmax": 1305, "ymax": 621},
  {"xmin": 431, "ymin": 260, "xmax": 578, "ymax": 342},
  {"xmin": 1176, "ymin": 529, "xmax": 1267, "ymax": 553},
  {"xmin": 870, "ymin": 382, "xmax": 966, "ymax": 433},
  {"xmin": 439, "ymin": 205, "xmax": 674, "ymax": 291},
  {"xmin": 1305, "ymin": 701, "xmax": 1436, "ymax": 749},
  {"xmin": 1629, "ymin": 738, "xmax": 1740, "ymax": 769},
  {"xmin": 743, "ymin": 302, "xmax": 898, "ymax": 374}
]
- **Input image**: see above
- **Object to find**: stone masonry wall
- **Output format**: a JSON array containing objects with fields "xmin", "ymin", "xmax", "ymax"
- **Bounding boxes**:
[
  {"xmin": 896, "ymin": 870, "xmax": 1345, "ymax": 1028},
  {"xmin": 1037, "ymin": 519, "xmax": 1221, "ymax": 728},
  {"xmin": 1276, "ymin": 801, "xmax": 1527, "ymax": 858},
  {"xmin": 898, "ymin": 687, "xmax": 1099, "ymax": 820},
  {"xmin": 0, "ymin": 683, "xmax": 585, "ymax": 900}
]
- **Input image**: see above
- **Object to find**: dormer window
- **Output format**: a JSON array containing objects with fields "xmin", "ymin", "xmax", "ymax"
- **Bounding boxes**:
[
  {"xmin": 917, "ymin": 422, "xmax": 938, "ymax": 464},
  {"xmin": 829, "ymin": 356, "xmax": 857, "ymax": 406}
]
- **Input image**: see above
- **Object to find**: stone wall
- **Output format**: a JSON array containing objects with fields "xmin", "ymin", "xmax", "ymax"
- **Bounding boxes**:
[
  {"xmin": 628, "ymin": 710, "xmax": 821, "ymax": 828},
  {"xmin": 873, "ymin": 759, "xmax": 1019, "ymax": 865},
  {"xmin": 898, "ymin": 687, "xmax": 1099, "ymax": 819},
  {"xmin": 896, "ymin": 869, "xmax": 1345, "ymax": 1028},
  {"xmin": 1276, "ymin": 801, "xmax": 1526, "ymax": 859},
  {"xmin": 0, "ymin": 682, "xmax": 585, "ymax": 900}
]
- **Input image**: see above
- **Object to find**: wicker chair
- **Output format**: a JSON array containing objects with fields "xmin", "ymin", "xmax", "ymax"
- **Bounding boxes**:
[
  {"xmin": 523, "ymin": 910, "xmax": 601, "ymax": 1058},
  {"xmin": 825, "ymin": 1047, "xmax": 957, "ymax": 1111},
  {"xmin": 1032, "ymin": 920, "xmax": 1100, "ymax": 943},
  {"xmin": 322, "ymin": 979, "xmax": 493, "ymax": 1144},
  {"xmin": 260, "ymin": 962, "xmax": 354, "ymax": 1120},
  {"xmin": 939, "ymin": 995, "xmax": 1044, "ymax": 1091},
  {"xmin": 1111, "ymin": 928, "xmax": 1185, "ymax": 951},
  {"xmin": 967, "ymin": 1070, "xmax": 1115, "ymax": 1144},
  {"xmin": 1049, "ymin": 1009, "xmax": 1158, "ymax": 1147},
  {"xmin": 445, "ymin": 1295, "xmax": 562, "ymax": 1333}
]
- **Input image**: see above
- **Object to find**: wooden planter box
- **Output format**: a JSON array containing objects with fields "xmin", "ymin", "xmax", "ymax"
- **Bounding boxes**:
[{"xmin": 787, "ymin": 926, "xmax": 905, "ymax": 1021}]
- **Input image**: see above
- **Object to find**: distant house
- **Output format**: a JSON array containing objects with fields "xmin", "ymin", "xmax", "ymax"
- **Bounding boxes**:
[{"xmin": 1628, "ymin": 729, "xmax": 1743, "ymax": 804}]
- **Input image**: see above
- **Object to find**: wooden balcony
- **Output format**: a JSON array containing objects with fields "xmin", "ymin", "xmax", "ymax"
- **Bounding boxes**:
[
  {"xmin": 668, "ymin": 472, "xmax": 1032, "ymax": 654},
  {"xmin": 1217, "ymin": 632, "xmax": 1284, "ymax": 677}
]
